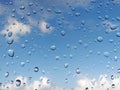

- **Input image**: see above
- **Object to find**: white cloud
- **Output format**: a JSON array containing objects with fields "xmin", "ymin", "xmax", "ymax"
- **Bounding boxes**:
[
  {"xmin": 39, "ymin": 20, "xmax": 53, "ymax": 33},
  {"xmin": 76, "ymin": 75, "xmax": 120, "ymax": 90},
  {"xmin": 1, "ymin": 75, "xmax": 120, "ymax": 90},
  {"xmin": 0, "ymin": 18, "xmax": 31, "ymax": 41}
]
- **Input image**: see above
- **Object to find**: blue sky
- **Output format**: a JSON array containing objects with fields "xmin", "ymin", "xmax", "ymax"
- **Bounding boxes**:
[{"xmin": 1, "ymin": 0, "xmax": 120, "ymax": 90}]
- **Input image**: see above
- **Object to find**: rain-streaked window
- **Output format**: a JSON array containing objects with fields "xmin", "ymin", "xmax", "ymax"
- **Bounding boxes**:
[{"xmin": 0, "ymin": 0, "xmax": 120, "ymax": 90}]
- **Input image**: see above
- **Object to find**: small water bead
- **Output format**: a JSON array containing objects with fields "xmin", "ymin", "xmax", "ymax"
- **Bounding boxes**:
[
  {"xmin": 76, "ymin": 68, "xmax": 80, "ymax": 74},
  {"xmin": 34, "ymin": 67, "xmax": 39, "ymax": 72},
  {"xmin": 8, "ymin": 49, "xmax": 14, "ymax": 57},
  {"xmin": 7, "ymin": 38, "xmax": 14, "ymax": 44},
  {"xmin": 55, "ymin": 56, "xmax": 60, "ymax": 60},
  {"xmin": 61, "ymin": 30, "xmax": 66, "ymax": 36},
  {"xmin": 46, "ymin": 23, "xmax": 51, "ymax": 29},
  {"xmin": 47, "ymin": 79, "xmax": 50, "ymax": 84},
  {"xmin": 97, "ymin": 36, "xmax": 103, "ymax": 42},
  {"xmin": 5, "ymin": 72, "xmax": 9, "ymax": 77},
  {"xmin": 50, "ymin": 45, "xmax": 56, "ymax": 51},
  {"xmin": 20, "ymin": 6, "xmax": 25, "ymax": 10},
  {"xmin": 111, "ymin": 84, "xmax": 115, "ymax": 88},
  {"xmin": 65, "ymin": 78, "xmax": 68, "ymax": 83},
  {"xmin": 64, "ymin": 63, "xmax": 69, "ymax": 68},
  {"xmin": 21, "ymin": 44, "xmax": 25, "ymax": 48},
  {"xmin": 16, "ymin": 79, "xmax": 21, "ymax": 87},
  {"xmin": 8, "ymin": 32, "xmax": 12, "ymax": 37},
  {"xmin": 103, "ymin": 51, "xmax": 110, "ymax": 57},
  {"xmin": 116, "ymin": 32, "xmax": 120, "ymax": 37},
  {"xmin": 20, "ymin": 62, "xmax": 25, "ymax": 67}
]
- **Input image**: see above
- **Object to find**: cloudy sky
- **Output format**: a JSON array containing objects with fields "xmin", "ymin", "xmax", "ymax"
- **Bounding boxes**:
[{"xmin": 0, "ymin": 0, "xmax": 120, "ymax": 90}]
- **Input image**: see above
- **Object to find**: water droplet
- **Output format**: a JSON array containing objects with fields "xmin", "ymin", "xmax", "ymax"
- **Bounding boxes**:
[
  {"xmin": 54, "ymin": 9, "xmax": 62, "ymax": 14},
  {"xmin": 5, "ymin": 72, "xmax": 9, "ymax": 77},
  {"xmin": 55, "ymin": 56, "xmax": 60, "ymax": 60},
  {"xmin": 111, "ymin": 84, "xmax": 115, "ymax": 88},
  {"xmin": 7, "ymin": 38, "xmax": 14, "ymax": 44},
  {"xmin": 116, "ymin": 32, "xmax": 120, "ymax": 37},
  {"xmin": 20, "ymin": 62, "xmax": 25, "ymax": 67},
  {"xmin": 8, "ymin": 32, "xmax": 12, "ymax": 37},
  {"xmin": 97, "ymin": 36, "xmax": 103, "ymax": 42},
  {"xmin": 110, "ymin": 25, "xmax": 118, "ymax": 31},
  {"xmin": 16, "ymin": 79, "xmax": 21, "ymax": 87},
  {"xmin": 78, "ymin": 40, "xmax": 82, "ymax": 44},
  {"xmin": 64, "ymin": 63, "xmax": 69, "ymax": 68},
  {"xmin": 50, "ymin": 45, "xmax": 56, "ymax": 51},
  {"xmin": 47, "ymin": 79, "xmax": 50, "ymax": 84},
  {"xmin": 20, "ymin": 6, "xmax": 25, "ymax": 10},
  {"xmin": 46, "ymin": 23, "xmax": 51, "ymax": 29},
  {"xmin": 111, "ymin": 75, "xmax": 114, "ymax": 80},
  {"xmin": 65, "ymin": 78, "xmax": 68, "ymax": 83},
  {"xmin": 21, "ymin": 44, "xmax": 25, "ymax": 48},
  {"xmin": 61, "ymin": 30, "xmax": 66, "ymax": 36},
  {"xmin": 76, "ymin": 68, "xmax": 80, "ymax": 74},
  {"xmin": 103, "ymin": 51, "xmax": 110, "ymax": 57},
  {"xmin": 34, "ymin": 67, "xmax": 39, "ymax": 72},
  {"xmin": 8, "ymin": 49, "xmax": 14, "ymax": 57}
]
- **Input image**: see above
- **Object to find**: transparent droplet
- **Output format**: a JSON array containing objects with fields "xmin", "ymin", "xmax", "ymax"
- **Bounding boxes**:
[
  {"xmin": 64, "ymin": 63, "xmax": 69, "ymax": 68},
  {"xmin": 21, "ymin": 44, "xmax": 25, "ymax": 48},
  {"xmin": 78, "ymin": 40, "xmax": 82, "ymax": 44},
  {"xmin": 20, "ymin": 62, "xmax": 25, "ymax": 67},
  {"xmin": 116, "ymin": 32, "xmax": 120, "ymax": 37},
  {"xmin": 16, "ymin": 79, "xmax": 21, "ymax": 87},
  {"xmin": 110, "ymin": 25, "xmax": 118, "ymax": 31},
  {"xmin": 117, "ymin": 68, "xmax": 120, "ymax": 73},
  {"xmin": 76, "ymin": 68, "xmax": 80, "ymax": 74},
  {"xmin": 5, "ymin": 72, "xmax": 9, "ymax": 77},
  {"xmin": 8, "ymin": 31, "xmax": 12, "ymax": 37},
  {"xmin": 20, "ymin": 6, "xmax": 25, "ymax": 10},
  {"xmin": 46, "ymin": 24, "xmax": 50, "ymax": 29},
  {"xmin": 47, "ymin": 79, "xmax": 50, "ymax": 84},
  {"xmin": 50, "ymin": 45, "xmax": 56, "ymax": 51},
  {"xmin": 65, "ymin": 78, "xmax": 68, "ymax": 83},
  {"xmin": 55, "ymin": 56, "xmax": 60, "ymax": 60},
  {"xmin": 54, "ymin": 9, "xmax": 62, "ymax": 14},
  {"xmin": 7, "ymin": 38, "xmax": 14, "ymax": 44},
  {"xmin": 111, "ymin": 84, "xmax": 115, "ymax": 88},
  {"xmin": 61, "ymin": 30, "xmax": 66, "ymax": 36},
  {"xmin": 85, "ymin": 87, "xmax": 89, "ymax": 90},
  {"xmin": 103, "ymin": 51, "xmax": 110, "ymax": 57},
  {"xmin": 34, "ymin": 67, "xmax": 39, "ymax": 72},
  {"xmin": 97, "ymin": 36, "xmax": 103, "ymax": 42},
  {"xmin": 8, "ymin": 49, "xmax": 14, "ymax": 57},
  {"xmin": 111, "ymin": 75, "xmax": 114, "ymax": 80}
]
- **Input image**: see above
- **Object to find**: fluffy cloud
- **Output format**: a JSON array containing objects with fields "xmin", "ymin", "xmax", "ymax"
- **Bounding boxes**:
[
  {"xmin": 76, "ymin": 75, "xmax": 120, "ymax": 90},
  {"xmin": 0, "ymin": 17, "xmax": 31, "ymax": 41},
  {"xmin": 0, "ymin": 76, "xmax": 51, "ymax": 90},
  {"xmin": 1, "ymin": 75, "xmax": 120, "ymax": 90}
]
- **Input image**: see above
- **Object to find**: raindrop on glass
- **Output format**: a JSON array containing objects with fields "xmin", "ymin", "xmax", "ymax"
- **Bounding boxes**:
[
  {"xmin": 76, "ymin": 68, "xmax": 80, "ymax": 74},
  {"xmin": 7, "ymin": 38, "xmax": 14, "ymax": 44},
  {"xmin": 50, "ymin": 45, "xmax": 56, "ymax": 51},
  {"xmin": 5, "ymin": 72, "xmax": 9, "ymax": 77},
  {"xmin": 64, "ymin": 63, "xmax": 69, "ymax": 68},
  {"xmin": 61, "ymin": 30, "xmax": 66, "ymax": 36},
  {"xmin": 8, "ymin": 49, "xmax": 14, "ymax": 57},
  {"xmin": 16, "ymin": 79, "xmax": 21, "ymax": 87},
  {"xmin": 97, "ymin": 36, "xmax": 103, "ymax": 42},
  {"xmin": 8, "ymin": 31, "xmax": 12, "ymax": 37},
  {"xmin": 34, "ymin": 67, "xmax": 39, "ymax": 72}
]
